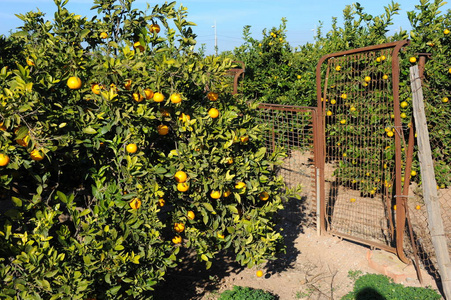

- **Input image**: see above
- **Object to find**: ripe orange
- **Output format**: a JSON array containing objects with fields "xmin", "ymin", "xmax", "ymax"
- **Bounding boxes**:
[
  {"xmin": 208, "ymin": 108, "xmax": 219, "ymax": 118},
  {"xmin": 444, "ymin": 29, "xmax": 450, "ymax": 35},
  {"xmin": 223, "ymin": 189, "xmax": 231, "ymax": 197},
  {"xmin": 124, "ymin": 79, "xmax": 132, "ymax": 90},
  {"xmin": 129, "ymin": 198, "xmax": 141, "ymax": 209},
  {"xmin": 126, "ymin": 143, "xmax": 137, "ymax": 154},
  {"xmin": 350, "ymin": 198, "xmax": 356, "ymax": 203},
  {"xmin": 330, "ymin": 99, "xmax": 336, "ymax": 104},
  {"xmin": 144, "ymin": 88, "xmax": 154, "ymax": 100},
  {"xmin": 326, "ymin": 111, "xmax": 332, "ymax": 116},
  {"xmin": 157, "ymin": 124, "xmax": 169, "ymax": 135},
  {"xmin": 170, "ymin": 93, "xmax": 182, "ymax": 104},
  {"xmin": 177, "ymin": 182, "xmax": 189, "ymax": 192},
  {"xmin": 340, "ymin": 119, "xmax": 346, "ymax": 124},
  {"xmin": 158, "ymin": 198, "xmax": 165, "ymax": 207},
  {"xmin": 240, "ymin": 136, "xmax": 249, "ymax": 143},
  {"xmin": 179, "ymin": 113, "xmax": 190, "ymax": 121},
  {"xmin": 207, "ymin": 92, "xmax": 219, "ymax": 101},
  {"xmin": 150, "ymin": 23, "xmax": 161, "ymax": 33},
  {"xmin": 91, "ymin": 84, "xmax": 101, "ymax": 95},
  {"xmin": 133, "ymin": 41, "xmax": 145, "ymax": 52},
  {"xmin": 350, "ymin": 106, "xmax": 356, "ymax": 112},
  {"xmin": 30, "ymin": 149, "xmax": 44, "ymax": 161},
  {"xmin": 409, "ymin": 57, "xmax": 417, "ymax": 63},
  {"xmin": 442, "ymin": 97, "xmax": 449, "ymax": 103},
  {"xmin": 364, "ymin": 76, "xmax": 371, "ymax": 82},
  {"xmin": 341, "ymin": 93, "xmax": 347, "ymax": 99},
  {"xmin": 133, "ymin": 92, "xmax": 144, "ymax": 102},
  {"xmin": 210, "ymin": 190, "xmax": 221, "ymax": 199},
  {"xmin": 382, "ymin": 74, "xmax": 389, "ymax": 80},
  {"xmin": 400, "ymin": 113, "xmax": 407, "ymax": 119},
  {"xmin": 400, "ymin": 101, "xmax": 408, "ymax": 108},
  {"xmin": 415, "ymin": 205, "xmax": 421, "ymax": 210},
  {"xmin": 381, "ymin": 55, "xmax": 386, "ymax": 60},
  {"xmin": 153, "ymin": 92, "xmax": 165, "ymax": 103},
  {"xmin": 256, "ymin": 270, "xmax": 264, "ymax": 277},
  {"xmin": 386, "ymin": 131, "xmax": 394, "ymax": 137},
  {"xmin": 172, "ymin": 235, "xmax": 182, "ymax": 244},
  {"xmin": 0, "ymin": 153, "xmax": 10, "ymax": 166},
  {"xmin": 174, "ymin": 223, "xmax": 185, "ymax": 233},
  {"xmin": 16, "ymin": 135, "xmax": 29, "ymax": 147},
  {"xmin": 235, "ymin": 182, "xmax": 246, "ymax": 190},
  {"xmin": 174, "ymin": 171, "xmax": 187, "ymax": 183},
  {"xmin": 67, "ymin": 76, "xmax": 82, "ymax": 89},
  {"xmin": 259, "ymin": 191, "xmax": 269, "ymax": 201},
  {"xmin": 335, "ymin": 65, "xmax": 341, "ymax": 71},
  {"xmin": 411, "ymin": 170, "xmax": 417, "ymax": 176},
  {"xmin": 100, "ymin": 32, "xmax": 108, "ymax": 39},
  {"xmin": 187, "ymin": 211, "xmax": 195, "ymax": 220}
]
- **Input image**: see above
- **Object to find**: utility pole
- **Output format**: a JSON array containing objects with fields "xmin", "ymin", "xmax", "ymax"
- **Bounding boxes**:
[{"xmin": 212, "ymin": 20, "xmax": 218, "ymax": 56}]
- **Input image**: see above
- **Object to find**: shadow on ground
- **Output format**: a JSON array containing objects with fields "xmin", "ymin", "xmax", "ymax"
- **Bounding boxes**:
[
  {"xmin": 265, "ymin": 195, "xmax": 313, "ymax": 274},
  {"xmin": 152, "ymin": 194, "xmax": 311, "ymax": 299},
  {"xmin": 152, "ymin": 248, "xmax": 245, "ymax": 299}
]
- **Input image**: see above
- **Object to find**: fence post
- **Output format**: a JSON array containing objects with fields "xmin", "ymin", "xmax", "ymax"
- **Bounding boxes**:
[{"xmin": 410, "ymin": 65, "xmax": 451, "ymax": 299}]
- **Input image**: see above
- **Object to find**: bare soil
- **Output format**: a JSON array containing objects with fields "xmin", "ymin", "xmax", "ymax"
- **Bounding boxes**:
[{"xmin": 152, "ymin": 195, "xmax": 440, "ymax": 300}]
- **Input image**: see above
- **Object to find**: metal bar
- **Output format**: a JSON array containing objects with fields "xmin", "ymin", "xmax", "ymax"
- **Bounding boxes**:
[
  {"xmin": 391, "ymin": 40, "xmax": 411, "ymax": 264},
  {"xmin": 329, "ymin": 230, "xmax": 398, "ymax": 254}
]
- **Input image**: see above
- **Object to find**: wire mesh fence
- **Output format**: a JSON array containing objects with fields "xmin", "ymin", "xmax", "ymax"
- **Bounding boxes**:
[
  {"xmin": 319, "ymin": 46, "xmax": 401, "ymax": 250},
  {"xmin": 255, "ymin": 42, "xmax": 451, "ymax": 289},
  {"xmin": 256, "ymin": 104, "xmax": 317, "ymax": 216}
]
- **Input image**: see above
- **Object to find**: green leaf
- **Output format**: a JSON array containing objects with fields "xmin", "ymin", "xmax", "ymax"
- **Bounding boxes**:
[
  {"xmin": 200, "ymin": 254, "xmax": 208, "ymax": 261},
  {"xmin": 79, "ymin": 29, "xmax": 90, "ymax": 39},
  {"xmin": 11, "ymin": 197, "xmax": 22, "ymax": 207},
  {"xmin": 202, "ymin": 202, "xmax": 214, "ymax": 212},
  {"xmin": 114, "ymin": 244, "xmax": 125, "ymax": 251},
  {"xmin": 83, "ymin": 126, "xmax": 97, "ymax": 134}
]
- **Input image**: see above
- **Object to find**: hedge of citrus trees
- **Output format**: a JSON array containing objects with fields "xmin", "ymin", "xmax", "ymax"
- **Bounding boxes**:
[
  {"xmin": 232, "ymin": 0, "xmax": 451, "ymax": 188},
  {"xmin": 0, "ymin": 0, "xmax": 286, "ymax": 298}
]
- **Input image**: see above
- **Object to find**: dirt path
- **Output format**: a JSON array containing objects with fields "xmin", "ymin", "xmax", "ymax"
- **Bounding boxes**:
[{"xmin": 153, "ymin": 196, "xmax": 440, "ymax": 300}]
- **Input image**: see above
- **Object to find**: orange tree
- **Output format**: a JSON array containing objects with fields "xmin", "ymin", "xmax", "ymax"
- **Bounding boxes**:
[
  {"xmin": 404, "ymin": 0, "xmax": 451, "ymax": 187},
  {"xmin": 233, "ymin": 19, "xmax": 314, "ymax": 105},
  {"xmin": 233, "ymin": 0, "xmax": 451, "ymax": 193},
  {"xmin": 0, "ymin": 0, "xmax": 286, "ymax": 299}
]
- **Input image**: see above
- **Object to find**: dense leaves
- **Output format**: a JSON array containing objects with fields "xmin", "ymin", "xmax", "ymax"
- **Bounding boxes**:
[{"xmin": 0, "ymin": 0, "xmax": 286, "ymax": 298}]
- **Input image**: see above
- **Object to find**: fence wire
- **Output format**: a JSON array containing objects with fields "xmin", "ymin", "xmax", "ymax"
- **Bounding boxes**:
[
  {"xmin": 256, "ymin": 104, "xmax": 317, "ymax": 216},
  {"xmin": 321, "ymin": 48, "xmax": 398, "ymax": 248}
]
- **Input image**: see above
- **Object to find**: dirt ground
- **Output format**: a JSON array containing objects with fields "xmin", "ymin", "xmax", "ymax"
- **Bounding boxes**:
[{"xmin": 152, "ymin": 196, "xmax": 441, "ymax": 300}]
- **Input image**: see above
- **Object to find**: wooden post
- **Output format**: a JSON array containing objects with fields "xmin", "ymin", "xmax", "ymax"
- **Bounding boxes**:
[{"xmin": 410, "ymin": 65, "xmax": 451, "ymax": 299}]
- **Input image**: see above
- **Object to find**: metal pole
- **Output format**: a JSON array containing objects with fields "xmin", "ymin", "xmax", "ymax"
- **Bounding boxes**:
[{"xmin": 212, "ymin": 20, "xmax": 218, "ymax": 56}]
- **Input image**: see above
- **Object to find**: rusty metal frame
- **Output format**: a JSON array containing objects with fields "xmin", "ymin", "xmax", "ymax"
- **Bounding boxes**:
[
  {"xmin": 257, "ymin": 103, "xmax": 320, "ymax": 215},
  {"xmin": 315, "ymin": 40, "xmax": 411, "ymax": 258},
  {"xmin": 227, "ymin": 61, "xmax": 245, "ymax": 95}
]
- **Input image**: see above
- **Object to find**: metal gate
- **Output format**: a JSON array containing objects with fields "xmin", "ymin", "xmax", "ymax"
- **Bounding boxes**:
[{"xmin": 316, "ymin": 40, "xmax": 412, "ymax": 259}]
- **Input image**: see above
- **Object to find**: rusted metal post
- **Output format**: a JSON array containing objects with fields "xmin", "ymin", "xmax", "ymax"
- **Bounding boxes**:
[
  {"xmin": 228, "ymin": 61, "xmax": 245, "ymax": 95},
  {"xmin": 391, "ymin": 41, "xmax": 411, "ymax": 264}
]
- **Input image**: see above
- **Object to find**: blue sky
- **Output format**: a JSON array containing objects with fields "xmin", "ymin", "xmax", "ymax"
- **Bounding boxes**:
[{"xmin": 1, "ymin": 0, "xmax": 450, "ymax": 54}]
